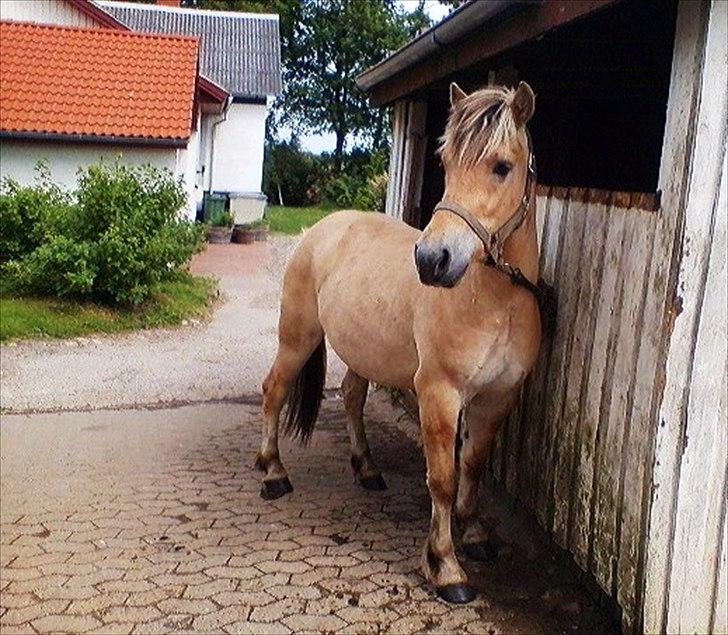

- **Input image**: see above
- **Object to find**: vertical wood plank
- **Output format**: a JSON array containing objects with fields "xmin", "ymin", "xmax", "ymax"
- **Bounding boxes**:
[
  {"xmin": 551, "ymin": 194, "xmax": 600, "ymax": 548},
  {"xmin": 611, "ymin": 212, "xmax": 659, "ymax": 632},
  {"xmin": 566, "ymin": 194, "xmax": 616, "ymax": 570},
  {"xmin": 386, "ymin": 101, "xmax": 406, "ymax": 219},
  {"xmin": 590, "ymin": 206, "xmax": 651, "ymax": 593},
  {"xmin": 516, "ymin": 192, "xmax": 554, "ymax": 508},
  {"xmin": 541, "ymin": 190, "xmax": 586, "ymax": 545},
  {"xmin": 713, "ymin": 505, "xmax": 728, "ymax": 635},
  {"xmin": 665, "ymin": 141, "xmax": 727, "ymax": 634},
  {"xmin": 534, "ymin": 191, "xmax": 569, "ymax": 528},
  {"xmin": 399, "ymin": 102, "xmax": 414, "ymax": 222},
  {"xmin": 402, "ymin": 100, "xmax": 427, "ymax": 225},
  {"xmin": 644, "ymin": 2, "xmax": 725, "ymax": 630}
]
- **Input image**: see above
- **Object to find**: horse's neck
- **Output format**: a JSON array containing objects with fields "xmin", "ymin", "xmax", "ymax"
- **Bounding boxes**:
[{"xmin": 497, "ymin": 205, "xmax": 540, "ymax": 282}]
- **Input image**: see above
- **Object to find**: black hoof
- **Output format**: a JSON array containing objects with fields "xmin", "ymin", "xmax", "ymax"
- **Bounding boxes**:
[
  {"xmin": 260, "ymin": 477, "xmax": 293, "ymax": 500},
  {"xmin": 359, "ymin": 474, "xmax": 387, "ymax": 491},
  {"xmin": 436, "ymin": 583, "xmax": 477, "ymax": 604},
  {"xmin": 462, "ymin": 540, "xmax": 499, "ymax": 562}
]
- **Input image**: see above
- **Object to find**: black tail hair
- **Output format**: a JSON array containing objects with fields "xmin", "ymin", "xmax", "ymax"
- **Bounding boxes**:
[{"xmin": 283, "ymin": 339, "xmax": 326, "ymax": 445}]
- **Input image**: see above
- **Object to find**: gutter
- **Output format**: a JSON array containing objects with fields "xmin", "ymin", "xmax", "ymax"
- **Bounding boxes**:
[
  {"xmin": 0, "ymin": 130, "xmax": 188, "ymax": 148},
  {"xmin": 356, "ymin": 0, "xmax": 521, "ymax": 92}
]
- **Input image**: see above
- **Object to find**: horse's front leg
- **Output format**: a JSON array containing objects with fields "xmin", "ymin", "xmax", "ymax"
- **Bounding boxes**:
[
  {"xmin": 415, "ymin": 373, "xmax": 475, "ymax": 604},
  {"xmin": 455, "ymin": 393, "xmax": 514, "ymax": 560}
]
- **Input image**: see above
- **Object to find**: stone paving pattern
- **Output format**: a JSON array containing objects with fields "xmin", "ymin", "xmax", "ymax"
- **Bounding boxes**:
[{"xmin": 1, "ymin": 393, "xmax": 616, "ymax": 634}]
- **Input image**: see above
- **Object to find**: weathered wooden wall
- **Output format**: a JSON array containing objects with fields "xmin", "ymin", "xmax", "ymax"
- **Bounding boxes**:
[
  {"xmin": 491, "ymin": 3, "xmax": 727, "ymax": 632},
  {"xmin": 493, "ymin": 186, "xmax": 662, "ymax": 632}
]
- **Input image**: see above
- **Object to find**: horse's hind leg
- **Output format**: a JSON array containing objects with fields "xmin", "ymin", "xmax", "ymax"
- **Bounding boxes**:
[
  {"xmin": 342, "ymin": 368, "xmax": 386, "ymax": 491},
  {"xmin": 257, "ymin": 260, "xmax": 323, "ymax": 500},
  {"xmin": 257, "ymin": 346, "xmax": 302, "ymax": 499}
]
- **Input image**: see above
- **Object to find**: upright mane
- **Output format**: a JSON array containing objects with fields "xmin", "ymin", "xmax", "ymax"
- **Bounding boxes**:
[{"xmin": 438, "ymin": 85, "xmax": 521, "ymax": 170}]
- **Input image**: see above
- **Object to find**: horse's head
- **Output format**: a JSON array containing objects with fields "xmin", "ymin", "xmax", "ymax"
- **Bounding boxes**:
[{"xmin": 415, "ymin": 81, "xmax": 535, "ymax": 287}]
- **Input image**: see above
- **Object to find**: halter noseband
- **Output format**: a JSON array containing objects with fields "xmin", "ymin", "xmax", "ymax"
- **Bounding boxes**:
[{"xmin": 432, "ymin": 134, "xmax": 542, "ymax": 301}]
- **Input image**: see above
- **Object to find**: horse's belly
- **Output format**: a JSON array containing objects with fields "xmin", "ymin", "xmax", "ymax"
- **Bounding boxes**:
[
  {"xmin": 326, "ymin": 323, "xmax": 418, "ymax": 389},
  {"xmin": 318, "ymin": 273, "xmax": 419, "ymax": 389}
]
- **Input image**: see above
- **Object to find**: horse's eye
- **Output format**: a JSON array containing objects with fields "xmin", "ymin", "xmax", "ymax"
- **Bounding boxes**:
[{"xmin": 493, "ymin": 160, "xmax": 512, "ymax": 178}]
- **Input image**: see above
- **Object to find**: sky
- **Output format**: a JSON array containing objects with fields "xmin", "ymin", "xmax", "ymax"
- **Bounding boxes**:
[{"xmin": 278, "ymin": 0, "xmax": 452, "ymax": 154}]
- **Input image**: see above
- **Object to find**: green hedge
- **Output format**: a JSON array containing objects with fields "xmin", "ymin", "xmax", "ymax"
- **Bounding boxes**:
[{"xmin": 1, "ymin": 162, "xmax": 204, "ymax": 306}]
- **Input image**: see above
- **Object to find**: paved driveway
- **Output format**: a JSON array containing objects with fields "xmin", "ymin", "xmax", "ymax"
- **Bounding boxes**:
[
  {"xmin": 1, "ymin": 396, "xmax": 613, "ymax": 634},
  {"xmin": 0, "ymin": 238, "xmax": 615, "ymax": 634}
]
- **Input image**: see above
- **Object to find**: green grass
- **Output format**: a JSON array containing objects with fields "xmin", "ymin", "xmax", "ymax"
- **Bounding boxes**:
[
  {"xmin": 265, "ymin": 204, "xmax": 338, "ymax": 234},
  {"xmin": 0, "ymin": 273, "xmax": 217, "ymax": 342}
]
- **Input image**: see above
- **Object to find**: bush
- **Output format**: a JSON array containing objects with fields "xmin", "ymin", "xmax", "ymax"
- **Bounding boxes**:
[
  {"xmin": 0, "ymin": 163, "xmax": 73, "ymax": 263},
  {"xmin": 263, "ymin": 140, "xmax": 390, "ymax": 211},
  {"xmin": 207, "ymin": 208, "xmax": 234, "ymax": 227},
  {"xmin": 1, "ymin": 162, "xmax": 204, "ymax": 306},
  {"xmin": 322, "ymin": 148, "xmax": 388, "ymax": 212},
  {"xmin": 354, "ymin": 172, "xmax": 388, "ymax": 213}
]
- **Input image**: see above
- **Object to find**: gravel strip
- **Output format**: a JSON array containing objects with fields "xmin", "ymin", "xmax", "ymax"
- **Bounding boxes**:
[{"xmin": 0, "ymin": 235, "xmax": 346, "ymax": 414}]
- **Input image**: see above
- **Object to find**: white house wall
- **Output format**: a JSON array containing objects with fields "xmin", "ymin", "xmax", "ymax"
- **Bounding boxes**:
[
  {"xmin": 177, "ymin": 112, "xmax": 203, "ymax": 217},
  {"xmin": 198, "ymin": 114, "xmax": 215, "ymax": 193},
  {"xmin": 0, "ymin": 139, "xmax": 198, "ymax": 219},
  {"xmin": 0, "ymin": 0, "xmax": 102, "ymax": 27},
  {"xmin": 209, "ymin": 101, "xmax": 267, "ymax": 195}
]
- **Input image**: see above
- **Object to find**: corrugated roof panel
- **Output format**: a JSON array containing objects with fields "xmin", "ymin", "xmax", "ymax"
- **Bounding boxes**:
[{"xmin": 98, "ymin": 2, "xmax": 281, "ymax": 99}]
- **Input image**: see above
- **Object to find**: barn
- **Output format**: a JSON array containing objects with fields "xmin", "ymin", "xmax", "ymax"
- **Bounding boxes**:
[{"xmin": 357, "ymin": 1, "xmax": 727, "ymax": 632}]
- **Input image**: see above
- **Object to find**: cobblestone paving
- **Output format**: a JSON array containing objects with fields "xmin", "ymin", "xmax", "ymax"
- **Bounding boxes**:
[{"xmin": 0, "ymin": 394, "xmax": 615, "ymax": 634}]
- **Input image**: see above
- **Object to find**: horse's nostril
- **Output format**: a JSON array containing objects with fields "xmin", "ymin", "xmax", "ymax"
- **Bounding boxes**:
[{"xmin": 436, "ymin": 248, "xmax": 450, "ymax": 274}]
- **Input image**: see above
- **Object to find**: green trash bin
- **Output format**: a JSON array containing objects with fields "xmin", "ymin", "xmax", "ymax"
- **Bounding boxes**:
[{"xmin": 203, "ymin": 192, "xmax": 228, "ymax": 222}]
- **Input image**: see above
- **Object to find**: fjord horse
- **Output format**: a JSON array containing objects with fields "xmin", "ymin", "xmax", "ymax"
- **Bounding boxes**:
[{"xmin": 257, "ymin": 82, "xmax": 541, "ymax": 603}]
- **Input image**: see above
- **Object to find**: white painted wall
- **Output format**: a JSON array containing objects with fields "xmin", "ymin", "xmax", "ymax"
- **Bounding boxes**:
[
  {"xmin": 0, "ymin": 0, "xmax": 101, "ymax": 27},
  {"xmin": 209, "ymin": 101, "xmax": 267, "ymax": 195},
  {"xmin": 177, "ymin": 112, "xmax": 203, "ymax": 217},
  {"xmin": 0, "ymin": 139, "xmax": 199, "ymax": 219}
]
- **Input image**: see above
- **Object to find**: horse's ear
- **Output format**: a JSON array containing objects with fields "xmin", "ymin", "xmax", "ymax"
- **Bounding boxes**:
[
  {"xmin": 512, "ymin": 81, "xmax": 535, "ymax": 126},
  {"xmin": 450, "ymin": 82, "xmax": 467, "ymax": 107}
]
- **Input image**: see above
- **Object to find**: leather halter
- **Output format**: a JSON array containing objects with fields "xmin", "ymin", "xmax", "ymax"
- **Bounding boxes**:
[{"xmin": 432, "ymin": 136, "xmax": 542, "ymax": 301}]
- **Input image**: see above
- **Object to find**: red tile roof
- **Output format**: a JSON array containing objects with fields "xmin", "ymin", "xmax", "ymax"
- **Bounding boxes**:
[{"xmin": 0, "ymin": 21, "xmax": 200, "ymax": 143}]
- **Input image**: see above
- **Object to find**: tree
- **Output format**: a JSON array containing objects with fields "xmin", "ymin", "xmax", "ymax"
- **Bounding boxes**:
[
  {"xmin": 272, "ymin": 0, "xmax": 429, "ymax": 169},
  {"xmin": 183, "ymin": 0, "xmax": 430, "ymax": 169},
  {"xmin": 181, "ymin": 0, "xmax": 277, "ymax": 11}
]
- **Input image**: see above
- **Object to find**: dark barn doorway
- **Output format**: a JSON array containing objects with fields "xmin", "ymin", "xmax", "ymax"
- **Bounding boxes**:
[{"xmin": 416, "ymin": 0, "xmax": 678, "ymax": 230}]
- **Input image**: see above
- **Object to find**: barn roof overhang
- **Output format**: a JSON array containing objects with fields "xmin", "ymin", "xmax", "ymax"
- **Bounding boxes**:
[{"xmin": 356, "ymin": 0, "xmax": 621, "ymax": 106}]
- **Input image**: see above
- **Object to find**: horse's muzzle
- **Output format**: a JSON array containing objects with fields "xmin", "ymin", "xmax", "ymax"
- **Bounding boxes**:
[{"xmin": 414, "ymin": 242, "xmax": 468, "ymax": 288}]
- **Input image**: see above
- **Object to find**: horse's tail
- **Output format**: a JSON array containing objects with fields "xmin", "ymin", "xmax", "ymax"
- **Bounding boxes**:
[{"xmin": 283, "ymin": 338, "xmax": 326, "ymax": 445}]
